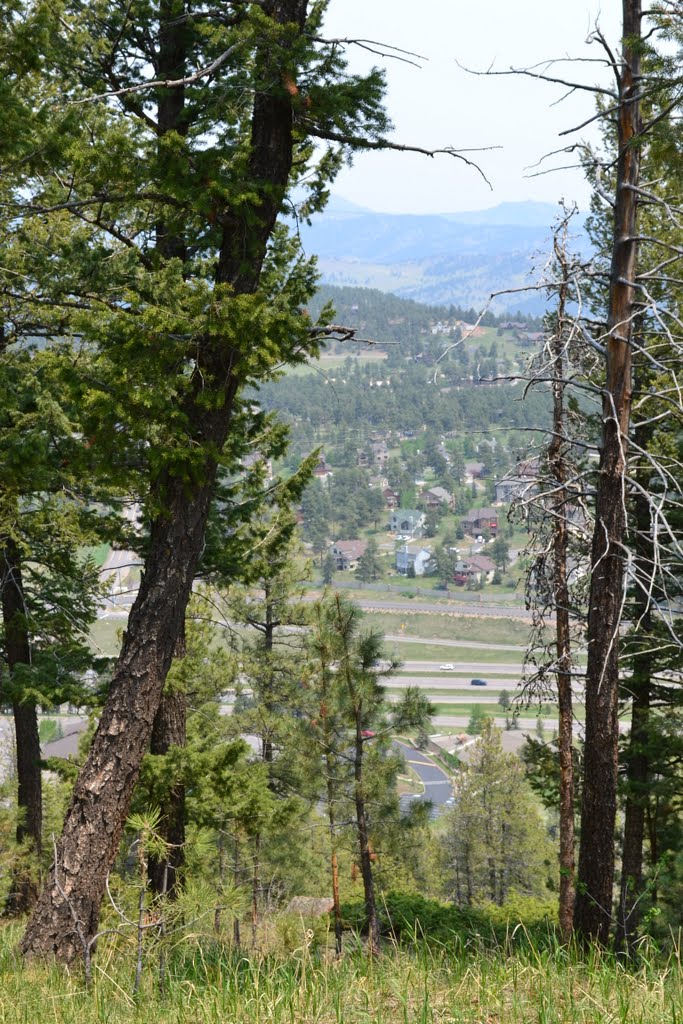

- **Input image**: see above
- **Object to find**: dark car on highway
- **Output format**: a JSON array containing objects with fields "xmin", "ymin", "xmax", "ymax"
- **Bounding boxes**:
[{"xmin": 470, "ymin": 678, "xmax": 487, "ymax": 686}]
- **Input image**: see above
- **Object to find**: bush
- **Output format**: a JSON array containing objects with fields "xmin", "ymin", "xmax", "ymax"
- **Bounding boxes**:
[
  {"xmin": 339, "ymin": 890, "xmax": 557, "ymax": 949},
  {"xmin": 275, "ymin": 912, "xmax": 331, "ymax": 954}
]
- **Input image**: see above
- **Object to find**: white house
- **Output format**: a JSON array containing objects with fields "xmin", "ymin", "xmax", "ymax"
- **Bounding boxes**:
[{"xmin": 396, "ymin": 542, "xmax": 433, "ymax": 576}]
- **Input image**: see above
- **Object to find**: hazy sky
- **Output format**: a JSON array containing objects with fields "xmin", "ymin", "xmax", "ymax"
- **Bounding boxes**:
[{"xmin": 322, "ymin": 0, "xmax": 621, "ymax": 214}]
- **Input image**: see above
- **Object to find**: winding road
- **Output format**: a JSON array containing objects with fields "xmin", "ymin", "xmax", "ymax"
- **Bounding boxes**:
[{"xmin": 395, "ymin": 740, "xmax": 453, "ymax": 813}]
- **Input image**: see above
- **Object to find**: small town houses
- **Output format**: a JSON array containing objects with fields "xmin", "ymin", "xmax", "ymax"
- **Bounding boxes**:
[
  {"xmin": 396, "ymin": 542, "xmax": 433, "ymax": 576},
  {"xmin": 329, "ymin": 539, "xmax": 367, "ymax": 571}
]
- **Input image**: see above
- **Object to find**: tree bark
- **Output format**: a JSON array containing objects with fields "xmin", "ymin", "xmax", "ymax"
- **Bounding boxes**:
[
  {"xmin": 614, "ymin": 661, "xmax": 649, "ymax": 953},
  {"xmin": 22, "ymin": 0, "xmax": 307, "ymax": 963},
  {"xmin": 148, "ymin": 684, "xmax": 187, "ymax": 899},
  {"xmin": 547, "ymin": 233, "xmax": 575, "ymax": 942},
  {"xmin": 574, "ymin": 0, "xmax": 642, "ymax": 945},
  {"xmin": 1, "ymin": 537, "xmax": 42, "ymax": 915},
  {"xmin": 614, "ymin": 422, "xmax": 653, "ymax": 954},
  {"xmin": 323, "ymin": 707, "xmax": 343, "ymax": 955}
]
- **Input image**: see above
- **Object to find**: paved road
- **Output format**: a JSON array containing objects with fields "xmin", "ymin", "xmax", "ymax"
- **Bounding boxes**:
[
  {"xmin": 389, "ymin": 693, "xmax": 511, "ymax": 706},
  {"xmin": 397, "ymin": 660, "xmax": 522, "ymax": 675},
  {"xmin": 390, "ymin": 676, "xmax": 522, "ymax": 690},
  {"xmin": 395, "ymin": 740, "xmax": 453, "ymax": 811}
]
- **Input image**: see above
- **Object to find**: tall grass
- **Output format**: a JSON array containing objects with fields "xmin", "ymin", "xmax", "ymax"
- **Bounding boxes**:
[{"xmin": 0, "ymin": 923, "xmax": 681, "ymax": 1024}]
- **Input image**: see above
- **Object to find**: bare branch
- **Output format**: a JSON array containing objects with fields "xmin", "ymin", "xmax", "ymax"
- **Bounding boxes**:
[{"xmin": 297, "ymin": 120, "xmax": 498, "ymax": 187}]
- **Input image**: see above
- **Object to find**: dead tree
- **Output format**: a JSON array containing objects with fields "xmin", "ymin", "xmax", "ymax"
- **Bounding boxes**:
[
  {"xmin": 574, "ymin": 0, "xmax": 643, "ymax": 944},
  {"xmin": 513, "ymin": 208, "xmax": 594, "ymax": 942}
]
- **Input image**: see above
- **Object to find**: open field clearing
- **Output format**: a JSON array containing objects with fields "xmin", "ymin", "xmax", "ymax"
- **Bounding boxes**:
[{"xmin": 362, "ymin": 611, "xmax": 536, "ymax": 646}]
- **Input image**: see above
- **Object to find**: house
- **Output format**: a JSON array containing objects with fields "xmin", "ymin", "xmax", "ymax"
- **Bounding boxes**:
[
  {"xmin": 461, "ymin": 507, "xmax": 499, "ymax": 536},
  {"xmin": 330, "ymin": 539, "xmax": 367, "ymax": 571},
  {"xmin": 495, "ymin": 457, "xmax": 540, "ymax": 504},
  {"xmin": 495, "ymin": 476, "xmax": 535, "ymax": 503},
  {"xmin": 465, "ymin": 461, "xmax": 487, "ymax": 481},
  {"xmin": 383, "ymin": 486, "xmax": 400, "ymax": 509},
  {"xmin": 240, "ymin": 451, "xmax": 273, "ymax": 480},
  {"xmin": 357, "ymin": 441, "xmax": 390, "ymax": 469},
  {"xmin": 420, "ymin": 486, "xmax": 453, "ymax": 510},
  {"xmin": 370, "ymin": 441, "xmax": 390, "ymax": 467},
  {"xmin": 452, "ymin": 554, "xmax": 496, "ymax": 585},
  {"xmin": 390, "ymin": 509, "xmax": 426, "ymax": 538},
  {"xmin": 312, "ymin": 455, "xmax": 333, "ymax": 484},
  {"xmin": 396, "ymin": 542, "xmax": 433, "ymax": 577}
]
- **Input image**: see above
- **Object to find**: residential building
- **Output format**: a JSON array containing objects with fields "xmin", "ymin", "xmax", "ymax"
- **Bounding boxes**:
[
  {"xmin": 461, "ymin": 507, "xmax": 499, "ymax": 536},
  {"xmin": 312, "ymin": 455, "xmax": 333, "ymax": 484},
  {"xmin": 495, "ymin": 457, "xmax": 540, "ymax": 504},
  {"xmin": 452, "ymin": 554, "xmax": 496, "ymax": 585},
  {"xmin": 383, "ymin": 486, "xmax": 400, "ymax": 509},
  {"xmin": 330, "ymin": 539, "xmax": 367, "ymax": 571},
  {"xmin": 396, "ymin": 542, "xmax": 433, "ymax": 577},
  {"xmin": 239, "ymin": 451, "xmax": 273, "ymax": 480},
  {"xmin": 390, "ymin": 509, "xmax": 426, "ymax": 538},
  {"xmin": 464, "ymin": 461, "xmax": 486, "ymax": 481},
  {"xmin": 420, "ymin": 486, "xmax": 453, "ymax": 510}
]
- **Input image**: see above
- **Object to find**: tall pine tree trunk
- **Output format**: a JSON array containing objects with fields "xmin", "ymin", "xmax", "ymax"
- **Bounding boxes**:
[
  {"xmin": 574, "ymin": 0, "xmax": 642, "ymax": 945},
  {"xmin": 22, "ymin": 468, "xmax": 221, "ymax": 959},
  {"xmin": 547, "ymin": 237, "xmax": 576, "ymax": 941},
  {"xmin": 21, "ymin": 0, "xmax": 307, "ymax": 962},
  {"xmin": 1, "ymin": 537, "xmax": 42, "ymax": 915},
  {"xmin": 615, "ymin": 440, "xmax": 654, "ymax": 954},
  {"xmin": 323, "ymin": 722, "xmax": 343, "ymax": 955},
  {"xmin": 614, "ymin": 658, "xmax": 650, "ymax": 953}
]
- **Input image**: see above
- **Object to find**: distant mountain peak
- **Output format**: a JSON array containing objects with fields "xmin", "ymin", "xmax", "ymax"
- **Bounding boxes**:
[
  {"xmin": 325, "ymin": 194, "xmax": 370, "ymax": 215},
  {"xmin": 301, "ymin": 197, "xmax": 589, "ymax": 315}
]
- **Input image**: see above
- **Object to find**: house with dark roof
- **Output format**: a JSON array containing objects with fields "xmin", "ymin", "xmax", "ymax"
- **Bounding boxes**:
[
  {"xmin": 461, "ymin": 507, "xmax": 499, "ymax": 536},
  {"xmin": 495, "ymin": 457, "xmax": 540, "ymax": 504},
  {"xmin": 312, "ymin": 455, "xmax": 333, "ymax": 484},
  {"xmin": 330, "ymin": 539, "xmax": 367, "ymax": 571},
  {"xmin": 383, "ymin": 486, "xmax": 400, "ymax": 509},
  {"xmin": 420, "ymin": 486, "xmax": 453, "ymax": 510}
]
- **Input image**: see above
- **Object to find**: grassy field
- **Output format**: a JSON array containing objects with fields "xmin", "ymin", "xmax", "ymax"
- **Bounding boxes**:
[
  {"xmin": 428, "ymin": 701, "xmax": 544, "ymax": 719},
  {"xmin": 285, "ymin": 350, "xmax": 388, "ymax": 376},
  {"xmin": 361, "ymin": 610, "xmax": 535, "ymax": 647},
  {"xmin": 0, "ymin": 924, "xmax": 680, "ymax": 1024}
]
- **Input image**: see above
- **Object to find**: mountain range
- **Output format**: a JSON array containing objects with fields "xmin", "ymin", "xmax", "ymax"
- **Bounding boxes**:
[{"xmin": 298, "ymin": 198, "xmax": 588, "ymax": 315}]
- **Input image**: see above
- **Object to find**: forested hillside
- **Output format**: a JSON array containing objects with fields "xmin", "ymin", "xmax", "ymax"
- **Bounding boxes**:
[
  {"xmin": 257, "ymin": 286, "xmax": 550, "ymax": 458},
  {"xmin": 0, "ymin": 1, "xmax": 682, "ymax": 1021}
]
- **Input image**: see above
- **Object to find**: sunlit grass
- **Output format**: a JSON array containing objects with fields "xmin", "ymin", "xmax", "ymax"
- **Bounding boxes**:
[{"xmin": 0, "ymin": 923, "xmax": 681, "ymax": 1024}]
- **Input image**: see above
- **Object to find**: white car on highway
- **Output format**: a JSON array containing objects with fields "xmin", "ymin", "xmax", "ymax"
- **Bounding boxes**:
[{"xmin": 439, "ymin": 663, "xmax": 455, "ymax": 671}]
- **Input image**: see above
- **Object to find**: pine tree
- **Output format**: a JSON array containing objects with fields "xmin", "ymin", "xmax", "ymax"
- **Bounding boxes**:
[
  {"xmin": 444, "ymin": 721, "xmax": 554, "ymax": 906},
  {"xmin": 11, "ymin": 1, "xmax": 400, "ymax": 960},
  {"xmin": 308, "ymin": 595, "xmax": 432, "ymax": 954},
  {"xmin": 356, "ymin": 538, "xmax": 382, "ymax": 583}
]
